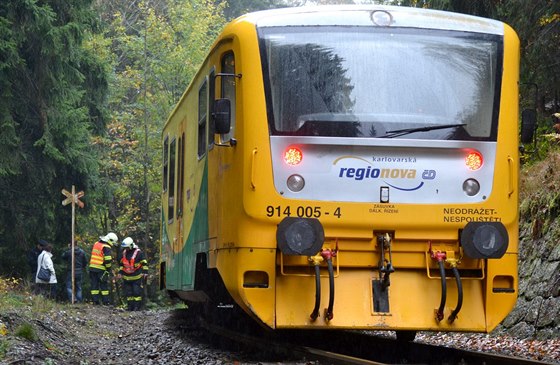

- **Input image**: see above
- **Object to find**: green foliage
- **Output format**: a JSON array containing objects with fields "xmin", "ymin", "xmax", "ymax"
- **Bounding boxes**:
[
  {"xmin": 0, "ymin": 277, "xmax": 23, "ymax": 293},
  {"xmin": 519, "ymin": 149, "xmax": 560, "ymax": 241},
  {"xmin": 81, "ymin": 0, "xmax": 227, "ymax": 280},
  {"xmin": 0, "ymin": 294, "xmax": 29, "ymax": 312},
  {"xmin": 0, "ymin": 277, "xmax": 29, "ymax": 312},
  {"xmin": 0, "ymin": 0, "xmax": 110, "ymax": 276},
  {"xmin": 0, "ymin": 339, "xmax": 8, "ymax": 359},
  {"xmin": 497, "ymin": 1, "xmax": 560, "ymax": 113},
  {"xmin": 522, "ymin": 151, "xmax": 558, "ymax": 196},
  {"xmin": 31, "ymin": 294, "xmax": 57, "ymax": 313},
  {"xmin": 0, "ymin": 13, "xmax": 21, "ymax": 178},
  {"xmin": 14, "ymin": 323, "xmax": 37, "ymax": 342},
  {"xmin": 0, "ymin": 276, "xmax": 57, "ymax": 312},
  {"xmin": 520, "ymin": 124, "xmax": 559, "ymax": 165}
]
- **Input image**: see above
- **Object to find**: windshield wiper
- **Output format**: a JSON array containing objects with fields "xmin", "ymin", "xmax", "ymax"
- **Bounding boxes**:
[{"xmin": 381, "ymin": 123, "xmax": 466, "ymax": 138}]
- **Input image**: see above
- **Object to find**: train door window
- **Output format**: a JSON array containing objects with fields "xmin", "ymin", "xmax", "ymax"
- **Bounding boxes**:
[
  {"xmin": 168, "ymin": 138, "xmax": 176, "ymax": 223},
  {"xmin": 198, "ymin": 79, "xmax": 208, "ymax": 158},
  {"xmin": 208, "ymin": 69, "xmax": 216, "ymax": 149},
  {"xmin": 176, "ymin": 133, "xmax": 185, "ymax": 217},
  {"xmin": 220, "ymin": 52, "xmax": 236, "ymax": 143},
  {"xmin": 162, "ymin": 135, "xmax": 169, "ymax": 192}
]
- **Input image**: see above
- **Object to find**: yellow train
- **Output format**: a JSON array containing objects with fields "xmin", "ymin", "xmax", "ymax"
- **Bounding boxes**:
[{"xmin": 160, "ymin": 5, "xmax": 520, "ymax": 339}]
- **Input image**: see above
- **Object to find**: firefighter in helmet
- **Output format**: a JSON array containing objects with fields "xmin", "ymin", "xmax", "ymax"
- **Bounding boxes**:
[
  {"xmin": 117, "ymin": 237, "xmax": 148, "ymax": 311},
  {"xmin": 89, "ymin": 232, "xmax": 118, "ymax": 305}
]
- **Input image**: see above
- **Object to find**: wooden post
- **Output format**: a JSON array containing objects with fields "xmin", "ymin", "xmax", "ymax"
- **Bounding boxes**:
[{"xmin": 62, "ymin": 186, "xmax": 85, "ymax": 304}]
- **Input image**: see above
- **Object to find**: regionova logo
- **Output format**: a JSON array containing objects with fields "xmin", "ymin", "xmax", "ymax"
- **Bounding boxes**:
[{"xmin": 333, "ymin": 155, "xmax": 435, "ymax": 191}]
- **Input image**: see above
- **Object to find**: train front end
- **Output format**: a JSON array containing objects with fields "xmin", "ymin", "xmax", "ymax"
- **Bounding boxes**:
[{"xmin": 226, "ymin": 6, "xmax": 520, "ymax": 334}]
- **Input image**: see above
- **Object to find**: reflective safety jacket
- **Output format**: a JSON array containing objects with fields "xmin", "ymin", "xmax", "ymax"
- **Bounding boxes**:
[
  {"xmin": 119, "ymin": 248, "xmax": 148, "ymax": 281},
  {"xmin": 89, "ymin": 241, "xmax": 113, "ymax": 272}
]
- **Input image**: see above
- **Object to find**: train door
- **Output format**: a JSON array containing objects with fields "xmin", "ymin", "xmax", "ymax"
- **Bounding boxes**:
[
  {"xmin": 175, "ymin": 128, "xmax": 186, "ymax": 288},
  {"xmin": 179, "ymin": 78, "xmax": 210, "ymax": 291},
  {"xmin": 163, "ymin": 134, "xmax": 182, "ymax": 289},
  {"xmin": 216, "ymin": 51, "xmax": 237, "ymax": 247},
  {"xmin": 208, "ymin": 69, "xmax": 219, "ymax": 250}
]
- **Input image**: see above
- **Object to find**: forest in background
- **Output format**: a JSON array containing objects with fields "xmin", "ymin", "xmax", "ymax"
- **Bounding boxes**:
[{"xmin": 0, "ymin": 0, "xmax": 558, "ymax": 301}]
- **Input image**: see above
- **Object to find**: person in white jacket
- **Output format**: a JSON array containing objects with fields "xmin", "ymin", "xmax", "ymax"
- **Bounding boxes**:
[{"xmin": 36, "ymin": 243, "xmax": 57, "ymax": 298}]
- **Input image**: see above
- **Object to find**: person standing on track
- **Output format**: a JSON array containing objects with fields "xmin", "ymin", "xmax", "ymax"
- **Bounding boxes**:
[
  {"xmin": 88, "ymin": 232, "xmax": 118, "ymax": 305},
  {"xmin": 116, "ymin": 237, "xmax": 148, "ymax": 311}
]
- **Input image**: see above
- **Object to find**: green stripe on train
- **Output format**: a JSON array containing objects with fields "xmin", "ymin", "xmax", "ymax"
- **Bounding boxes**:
[{"xmin": 164, "ymin": 162, "xmax": 209, "ymax": 291}]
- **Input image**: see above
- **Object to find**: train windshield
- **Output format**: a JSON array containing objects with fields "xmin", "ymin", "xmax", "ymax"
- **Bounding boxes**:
[{"xmin": 259, "ymin": 27, "xmax": 502, "ymax": 140}]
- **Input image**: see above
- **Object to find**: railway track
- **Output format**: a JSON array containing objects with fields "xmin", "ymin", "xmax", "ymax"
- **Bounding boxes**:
[
  {"xmin": 194, "ymin": 312, "xmax": 556, "ymax": 365},
  {"xmin": 278, "ymin": 328, "xmax": 556, "ymax": 365},
  {"xmin": 201, "ymin": 320, "xmax": 384, "ymax": 365}
]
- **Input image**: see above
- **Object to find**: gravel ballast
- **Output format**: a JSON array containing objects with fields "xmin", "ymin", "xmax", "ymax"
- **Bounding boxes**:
[{"xmin": 1, "ymin": 304, "xmax": 558, "ymax": 364}]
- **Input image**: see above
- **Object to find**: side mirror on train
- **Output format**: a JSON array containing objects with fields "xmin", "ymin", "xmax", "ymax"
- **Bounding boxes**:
[
  {"xmin": 520, "ymin": 109, "xmax": 537, "ymax": 144},
  {"xmin": 213, "ymin": 98, "xmax": 231, "ymax": 135}
]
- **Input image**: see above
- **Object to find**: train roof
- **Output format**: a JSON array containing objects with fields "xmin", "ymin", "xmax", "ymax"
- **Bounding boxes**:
[{"xmin": 233, "ymin": 5, "xmax": 504, "ymax": 35}]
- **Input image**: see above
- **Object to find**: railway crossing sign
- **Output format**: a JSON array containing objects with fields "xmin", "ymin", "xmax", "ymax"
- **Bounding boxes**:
[
  {"xmin": 62, "ymin": 188, "xmax": 84, "ymax": 208},
  {"xmin": 62, "ymin": 185, "xmax": 84, "ymax": 304}
]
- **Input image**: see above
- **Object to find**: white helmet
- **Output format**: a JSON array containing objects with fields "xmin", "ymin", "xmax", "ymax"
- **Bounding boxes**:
[
  {"xmin": 121, "ymin": 236, "xmax": 134, "ymax": 249},
  {"xmin": 100, "ymin": 232, "xmax": 118, "ymax": 246}
]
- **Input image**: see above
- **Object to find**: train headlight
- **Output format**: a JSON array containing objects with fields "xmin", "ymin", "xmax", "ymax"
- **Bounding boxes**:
[
  {"xmin": 463, "ymin": 178, "xmax": 480, "ymax": 196},
  {"xmin": 284, "ymin": 147, "xmax": 303, "ymax": 166},
  {"xmin": 465, "ymin": 150, "xmax": 483, "ymax": 171},
  {"xmin": 460, "ymin": 222, "xmax": 508, "ymax": 259},
  {"xmin": 287, "ymin": 174, "xmax": 305, "ymax": 192},
  {"xmin": 276, "ymin": 217, "xmax": 324, "ymax": 256}
]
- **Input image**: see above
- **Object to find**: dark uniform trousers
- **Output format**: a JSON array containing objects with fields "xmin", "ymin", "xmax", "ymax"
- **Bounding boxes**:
[
  {"xmin": 90, "ymin": 269, "xmax": 110, "ymax": 305},
  {"xmin": 123, "ymin": 278, "xmax": 142, "ymax": 311}
]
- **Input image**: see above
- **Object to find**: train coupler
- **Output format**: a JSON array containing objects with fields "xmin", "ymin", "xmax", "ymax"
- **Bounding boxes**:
[
  {"xmin": 373, "ymin": 233, "xmax": 394, "ymax": 313},
  {"xmin": 378, "ymin": 233, "xmax": 395, "ymax": 290}
]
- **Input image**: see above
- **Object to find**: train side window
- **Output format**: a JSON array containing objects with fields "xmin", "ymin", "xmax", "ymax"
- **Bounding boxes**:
[
  {"xmin": 162, "ymin": 136, "xmax": 169, "ymax": 193},
  {"xmin": 220, "ymin": 52, "xmax": 236, "ymax": 143},
  {"xmin": 168, "ymin": 138, "xmax": 176, "ymax": 224},
  {"xmin": 198, "ymin": 79, "xmax": 208, "ymax": 158},
  {"xmin": 208, "ymin": 69, "xmax": 216, "ymax": 149},
  {"xmin": 176, "ymin": 133, "xmax": 184, "ymax": 217}
]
